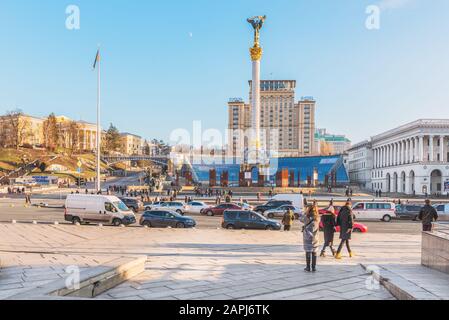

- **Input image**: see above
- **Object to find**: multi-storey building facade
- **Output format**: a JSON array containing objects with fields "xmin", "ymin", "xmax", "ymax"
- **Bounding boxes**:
[
  {"xmin": 347, "ymin": 140, "xmax": 372, "ymax": 189},
  {"xmin": 120, "ymin": 133, "xmax": 143, "ymax": 155},
  {"xmin": 350, "ymin": 120, "xmax": 449, "ymax": 196},
  {"xmin": 228, "ymin": 80, "xmax": 316, "ymax": 158},
  {"xmin": 0, "ymin": 114, "xmax": 45, "ymax": 147},
  {"xmin": 315, "ymin": 128, "xmax": 351, "ymax": 155}
]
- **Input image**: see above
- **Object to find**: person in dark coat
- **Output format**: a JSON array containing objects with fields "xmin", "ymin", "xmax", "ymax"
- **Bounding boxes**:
[
  {"xmin": 300, "ymin": 202, "xmax": 320, "ymax": 272},
  {"xmin": 335, "ymin": 200, "xmax": 355, "ymax": 259},
  {"xmin": 320, "ymin": 200, "xmax": 337, "ymax": 257},
  {"xmin": 418, "ymin": 199, "xmax": 438, "ymax": 232}
]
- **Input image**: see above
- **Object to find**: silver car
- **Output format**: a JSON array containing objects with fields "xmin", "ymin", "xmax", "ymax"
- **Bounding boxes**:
[{"xmin": 263, "ymin": 205, "xmax": 302, "ymax": 219}]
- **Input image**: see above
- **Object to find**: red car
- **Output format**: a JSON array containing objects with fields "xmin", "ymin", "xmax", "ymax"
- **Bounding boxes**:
[
  {"xmin": 200, "ymin": 203, "xmax": 242, "ymax": 216},
  {"xmin": 319, "ymin": 207, "xmax": 368, "ymax": 233}
]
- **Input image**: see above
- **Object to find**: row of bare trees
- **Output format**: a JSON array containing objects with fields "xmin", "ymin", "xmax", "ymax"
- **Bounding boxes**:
[{"xmin": 1, "ymin": 109, "xmax": 170, "ymax": 156}]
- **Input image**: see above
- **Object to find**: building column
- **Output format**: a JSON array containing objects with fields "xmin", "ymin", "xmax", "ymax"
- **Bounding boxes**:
[
  {"xmin": 440, "ymin": 136, "xmax": 445, "ymax": 162},
  {"xmin": 374, "ymin": 148, "xmax": 378, "ymax": 168},
  {"xmin": 400, "ymin": 141, "xmax": 404, "ymax": 165},
  {"xmin": 382, "ymin": 146, "xmax": 385, "ymax": 167},
  {"xmin": 429, "ymin": 135, "xmax": 434, "ymax": 162},
  {"xmin": 419, "ymin": 136, "xmax": 424, "ymax": 162},
  {"xmin": 392, "ymin": 143, "xmax": 397, "ymax": 166}
]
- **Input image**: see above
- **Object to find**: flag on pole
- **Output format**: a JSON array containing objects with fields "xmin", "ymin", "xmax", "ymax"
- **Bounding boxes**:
[{"xmin": 93, "ymin": 49, "xmax": 100, "ymax": 69}]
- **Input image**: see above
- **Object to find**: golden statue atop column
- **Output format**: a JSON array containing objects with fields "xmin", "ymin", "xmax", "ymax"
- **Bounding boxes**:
[{"xmin": 247, "ymin": 16, "xmax": 266, "ymax": 61}]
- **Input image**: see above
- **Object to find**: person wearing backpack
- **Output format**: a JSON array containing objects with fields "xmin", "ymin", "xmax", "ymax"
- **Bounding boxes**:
[
  {"xmin": 419, "ymin": 199, "xmax": 438, "ymax": 232},
  {"xmin": 282, "ymin": 208, "xmax": 295, "ymax": 231},
  {"xmin": 320, "ymin": 200, "xmax": 337, "ymax": 257},
  {"xmin": 335, "ymin": 200, "xmax": 355, "ymax": 259}
]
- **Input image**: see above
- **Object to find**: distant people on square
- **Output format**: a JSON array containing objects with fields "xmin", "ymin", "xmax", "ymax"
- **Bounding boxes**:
[
  {"xmin": 419, "ymin": 199, "xmax": 438, "ymax": 232},
  {"xmin": 335, "ymin": 200, "xmax": 355, "ymax": 259},
  {"xmin": 320, "ymin": 200, "xmax": 337, "ymax": 257},
  {"xmin": 282, "ymin": 208, "xmax": 294, "ymax": 231},
  {"xmin": 300, "ymin": 201, "xmax": 320, "ymax": 272}
]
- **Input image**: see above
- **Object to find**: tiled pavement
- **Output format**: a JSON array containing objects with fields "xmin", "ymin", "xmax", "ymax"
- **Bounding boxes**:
[{"xmin": 0, "ymin": 222, "xmax": 429, "ymax": 300}]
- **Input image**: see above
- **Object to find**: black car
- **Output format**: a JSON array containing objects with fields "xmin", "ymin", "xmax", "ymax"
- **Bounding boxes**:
[
  {"xmin": 119, "ymin": 197, "xmax": 143, "ymax": 213},
  {"xmin": 254, "ymin": 200, "xmax": 293, "ymax": 214},
  {"xmin": 395, "ymin": 204, "xmax": 422, "ymax": 220},
  {"xmin": 222, "ymin": 210, "xmax": 282, "ymax": 230},
  {"xmin": 139, "ymin": 210, "xmax": 196, "ymax": 228}
]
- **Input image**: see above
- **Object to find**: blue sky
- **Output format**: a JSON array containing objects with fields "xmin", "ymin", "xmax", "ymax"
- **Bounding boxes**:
[{"xmin": 1, "ymin": 0, "xmax": 449, "ymax": 144}]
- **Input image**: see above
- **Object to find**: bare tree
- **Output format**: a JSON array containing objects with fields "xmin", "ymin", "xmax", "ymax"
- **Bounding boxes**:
[
  {"xmin": 2, "ymin": 109, "xmax": 29, "ymax": 149},
  {"xmin": 67, "ymin": 121, "xmax": 81, "ymax": 156},
  {"xmin": 43, "ymin": 113, "xmax": 59, "ymax": 151}
]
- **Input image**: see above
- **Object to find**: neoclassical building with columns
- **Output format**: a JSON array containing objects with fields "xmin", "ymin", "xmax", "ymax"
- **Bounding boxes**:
[{"xmin": 370, "ymin": 119, "xmax": 449, "ymax": 196}]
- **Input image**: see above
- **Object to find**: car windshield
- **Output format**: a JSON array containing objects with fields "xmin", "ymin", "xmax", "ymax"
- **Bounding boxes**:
[
  {"xmin": 114, "ymin": 201, "xmax": 131, "ymax": 212},
  {"xmin": 168, "ymin": 211, "xmax": 182, "ymax": 218}
]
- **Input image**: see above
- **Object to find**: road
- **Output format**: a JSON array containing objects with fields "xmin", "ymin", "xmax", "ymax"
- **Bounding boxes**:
[{"xmin": 0, "ymin": 199, "xmax": 422, "ymax": 234}]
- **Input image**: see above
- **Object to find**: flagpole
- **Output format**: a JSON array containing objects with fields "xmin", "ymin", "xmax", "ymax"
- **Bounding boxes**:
[{"xmin": 96, "ymin": 49, "xmax": 101, "ymax": 193}]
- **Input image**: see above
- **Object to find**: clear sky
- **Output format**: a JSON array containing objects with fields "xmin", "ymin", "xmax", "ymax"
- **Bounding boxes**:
[{"xmin": 1, "ymin": 0, "xmax": 448, "ymax": 145}]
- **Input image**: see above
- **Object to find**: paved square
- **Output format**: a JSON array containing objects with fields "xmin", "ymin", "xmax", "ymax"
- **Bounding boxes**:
[{"xmin": 0, "ymin": 223, "xmax": 423, "ymax": 300}]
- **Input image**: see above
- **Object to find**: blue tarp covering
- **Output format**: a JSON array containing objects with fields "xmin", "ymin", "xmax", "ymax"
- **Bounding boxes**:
[{"xmin": 189, "ymin": 155, "xmax": 348, "ymax": 184}]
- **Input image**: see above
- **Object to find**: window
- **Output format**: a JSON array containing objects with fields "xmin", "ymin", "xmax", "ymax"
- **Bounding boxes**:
[
  {"xmin": 105, "ymin": 202, "xmax": 116, "ymax": 212},
  {"xmin": 354, "ymin": 203, "xmax": 364, "ymax": 210},
  {"xmin": 239, "ymin": 212, "xmax": 250, "ymax": 220}
]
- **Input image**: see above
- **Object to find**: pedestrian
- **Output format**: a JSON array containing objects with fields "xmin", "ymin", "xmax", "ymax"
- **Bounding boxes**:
[
  {"xmin": 300, "ymin": 202, "xmax": 320, "ymax": 272},
  {"xmin": 375, "ymin": 190, "xmax": 379, "ymax": 198},
  {"xmin": 282, "ymin": 208, "xmax": 294, "ymax": 231},
  {"xmin": 335, "ymin": 200, "xmax": 355, "ymax": 259},
  {"xmin": 320, "ymin": 200, "xmax": 337, "ymax": 257},
  {"xmin": 379, "ymin": 190, "xmax": 382, "ymax": 198},
  {"xmin": 418, "ymin": 199, "xmax": 438, "ymax": 232}
]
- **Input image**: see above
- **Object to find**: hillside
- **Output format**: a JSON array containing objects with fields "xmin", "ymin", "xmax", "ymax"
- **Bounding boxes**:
[{"xmin": 0, "ymin": 148, "xmax": 111, "ymax": 182}]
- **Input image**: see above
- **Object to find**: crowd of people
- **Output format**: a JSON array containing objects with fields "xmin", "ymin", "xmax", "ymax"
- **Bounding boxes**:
[{"xmin": 279, "ymin": 198, "xmax": 439, "ymax": 273}]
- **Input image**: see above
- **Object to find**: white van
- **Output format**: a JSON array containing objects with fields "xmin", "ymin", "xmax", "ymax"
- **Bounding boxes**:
[
  {"xmin": 65, "ymin": 194, "xmax": 136, "ymax": 226},
  {"xmin": 352, "ymin": 202, "xmax": 396, "ymax": 222},
  {"xmin": 270, "ymin": 194, "xmax": 304, "ymax": 212}
]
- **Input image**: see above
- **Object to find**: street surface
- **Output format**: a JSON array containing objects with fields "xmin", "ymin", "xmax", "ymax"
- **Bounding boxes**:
[{"xmin": 1, "ymin": 222, "xmax": 421, "ymax": 300}]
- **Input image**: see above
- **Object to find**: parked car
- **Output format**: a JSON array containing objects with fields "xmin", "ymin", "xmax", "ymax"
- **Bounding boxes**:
[
  {"xmin": 270, "ymin": 194, "xmax": 304, "ymax": 209},
  {"xmin": 222, "ymin": 210, "xmax": 281, "ymax": 230},
  {"xmin": 185, "ymin": 201, "xmax": 209, "ymax": 214},
  {"xmin": 200, "ymin": 203, "xmax": 242, "ymax": 216},
  {"xmin": 148, "ymin": 201, "xmax": 187, "ymax": 215},
  {"xmin": 395, "ymin": 204, "xmax": 422, "ymax": 221},
  {"xmin": 434, "ymin": 204, "xmax": 449, "ymax": 221},
  {"xmin": 65, "ymin": 194, "xmax": 136, "ymax": 226},
  {"xmin": 235, "ymin": 202, "xmax": 253, "ymax": 211},
  {"xmin": 352, "ymin": 202, "xmax": 396, "ymax": 222},
  {"xmin": 263, "ymin": 205, "xmax": 302, "ymax": 219},
  {"xmin": 254, "ymin": 200, "xmax": 293, "ymax": 214},
  {"xmin": 140, "ymin": 210, "xmax": 196, "ymax": 228},
  {"xmin": 119, "ymin": 197, "xmax": 143, "ymax": 213},
  {"xmin": 318, "ymin": 207, "xmax": 368, "ymax": 233},
  {"xmin": 144, "ymin": 201, "xmax": 165, "ymax": 211}
]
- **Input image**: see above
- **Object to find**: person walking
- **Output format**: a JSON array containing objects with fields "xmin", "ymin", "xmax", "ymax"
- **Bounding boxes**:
[
  {"xmin": 320, "ymin": 200, "xmax": 337, "ymax": 257},
  {"xmin": 300, "ymin": 202, "xmax": 320, "ymax": 272},
  {"xmin": 418, "ymin": 199, "xmax": 438, "ymax": 232},
  {"xmin": 335, "ymin": 200, "xmax": 355, "ymax": 259},
  {"xmin": 282, "ymin": 208, "xmax": 294, "ymax": 231}
]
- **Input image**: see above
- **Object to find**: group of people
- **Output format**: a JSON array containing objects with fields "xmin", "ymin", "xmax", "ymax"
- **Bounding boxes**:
[
  {"xmin": 297, "ymin": 200, "xmax": 354, "ymax": 272},
  {"xmin": 280, "ymin": 198, "xmax": 440, "ymax": 273}
]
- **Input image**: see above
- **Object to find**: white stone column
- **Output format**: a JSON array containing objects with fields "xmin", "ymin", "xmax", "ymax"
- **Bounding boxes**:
[
  {"xmin": 392, "ymin": 143, "xmax": 396, "ymax": 166},
  {"xmin": 419, "ymin": 136, "xmax": 424, "ymax": 162},
  {"xmin": 249, "ymin": 59, "xmax": 261, "ymax": 164},
  {"xmin": 414, "ymin": 137, "xmax": 419, "ymax": 162},
  {"xmin": 386, "ymin": 145, "xmax": 390, "ymax": 167},
  {"xmin": 400, "ymin": 141, "xmax": 404, "ymax": 165},
  {"xmin": 440, "ymin": 136, "xmax": 445, "ymax": 162},
  {"xmin": 429, "ymin": 135, "xmax": 434, "ymax": 162}
]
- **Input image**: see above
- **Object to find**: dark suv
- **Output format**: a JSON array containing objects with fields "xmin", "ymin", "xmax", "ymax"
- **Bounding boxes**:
[
  {"xmin": 395, "ymin": 204, "xmax": 422, "ymax": 220},
  {"xmin": 222, "ymin": 210, "xmax": 281, "ymax": 230},
  {"xmin": 119, "ymin": 197, "xmax": 143, "ymax": 213},
  {"xmin": 140, "ymin": 210, "xmax": 196, "ymax": 228},
  {"xmin": 254, "ymin": 200, "xmax": 292, "ymax": 214}
]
